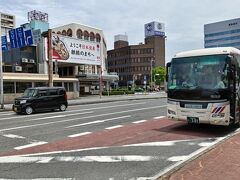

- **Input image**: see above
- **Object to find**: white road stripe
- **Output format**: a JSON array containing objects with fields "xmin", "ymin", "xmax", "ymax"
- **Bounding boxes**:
[
  {"xmin": 0, "ymin": 155, "xmax": 155, "ymax": 163},
  {"xmin": 0, "ymin": 106, "xmax": 166, "ymax": 132},
  {"xmin": 14, "ymin": 141, "xmax": 48, "ymax": 150},
  {"xmin": 24, "ymin": 111, "xmax": 94, "ymax": 122},
  {"xmin": 132, "ymin": 120, "xmax": 147, "ymax": 124},
  {"xmin": 68, "ymin": 132, "xmax": 92, "ymax": 138},
  {"xmin": 153, "ymin": 116, "xmax": 165, "ymax": 119},
  {"xmin": 105, "ymin": 125, "xmax": 123, "ymax": 130},
  {"xmin": 2, "ymin": 134, "xmax": 25, "ymax": 139},
  {"xmin": 0, "ymin": 179, "xmax": 73, "ymax": 180},
  {"xmin": 0, "ymin": 102, "xmax": 145, "ymax": 121},
  {"xmin": 66, "ymin": 115, "xmax": 131, "ymax": 128}
]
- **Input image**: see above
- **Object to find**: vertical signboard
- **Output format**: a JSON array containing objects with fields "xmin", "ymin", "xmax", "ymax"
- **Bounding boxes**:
[
  {"xmin": 16, "ymin": 27, "xmax": 26, "ymax": 48},
  {"xmin": 9, "ymin": 29, "xmax": 18, "ymax": 48},
  {"xmin": 24, "ymin": 30, "xmax": 33, "ymax": 45},
  {"xmin": 1, "ymin": 36, "xmax": 8, "ymax": 51}
]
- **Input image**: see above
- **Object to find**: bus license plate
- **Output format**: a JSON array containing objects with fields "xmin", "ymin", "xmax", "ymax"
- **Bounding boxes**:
[{"xmin": 187, "ymin": 117, "xmax": 199, "ymax": 124}]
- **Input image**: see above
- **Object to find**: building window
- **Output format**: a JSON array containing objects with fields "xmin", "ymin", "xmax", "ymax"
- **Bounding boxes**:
[
  {"xmin": 67, "ymin": 28, "xmax": 73, "ymax": 37},
  {"xmin": 96, "ymin": 33, "xmax": 101, "ymax": 42},
  {"xmin": 62, "ymin": 30, "xmax": 67, "ymax": 36},
  {"xmin": 3, "ymin": 82, "xmax": 14, "ymax": 93},
  {"xmin": 57, "ymin": 31, "xmax": 61, "ymax": 35},
  {"xmin": 76, "ymin": 29, "xmax": 83, "ymax": 39},
  {"xmin": 35, "ymin": 82, "xmax": 47, "ymax": 87},
  {"xmin": 90, "ymin": 32, "xmax": 95, "ymax": 41},
  {"xmin": 84, "ymin": 31, "xmax": 89, "ymax": 40},
  {"xmin": 16, "ymin": 82, "xmax": 32, "ymax": 93},
  {"xmin": 53, "ymin": 82, "xmax": 63, "ymax": 87}
]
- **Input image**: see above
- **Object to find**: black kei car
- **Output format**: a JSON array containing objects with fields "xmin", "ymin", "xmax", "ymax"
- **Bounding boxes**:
[{"xmin": 12, "ymin": 87, "xmax": 68, "ymax": 115}]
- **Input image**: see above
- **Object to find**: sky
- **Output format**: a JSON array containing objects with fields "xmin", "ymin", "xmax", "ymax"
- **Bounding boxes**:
[{"xmin": 1, "ymin": 0, "xmax": 240, "ymax": 63}]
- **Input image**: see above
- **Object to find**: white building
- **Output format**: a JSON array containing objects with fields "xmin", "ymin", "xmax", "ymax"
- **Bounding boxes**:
[
  {"xmin": 52, "ymin": 23, "xmax": 118, "ymax": 95},
  {"xmin": 204, "ymin": 18, "xmax": 240, "ymax": 49},
  {"xmin": 0, "ymin": 12, "xmax": 15, "ymax": 36}
]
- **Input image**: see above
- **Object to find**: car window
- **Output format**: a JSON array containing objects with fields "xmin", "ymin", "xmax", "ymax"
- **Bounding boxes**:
[
  {"xmin": 58, "ymin": 89, "xmax": 65, "ymax": 95},
  {"xmin": 38, "ymin": 90, "xmax": 47, "ymax": 97},
  {"xmin": 49, "ymin": 89, "xmax": 58, "ymax": 95}
]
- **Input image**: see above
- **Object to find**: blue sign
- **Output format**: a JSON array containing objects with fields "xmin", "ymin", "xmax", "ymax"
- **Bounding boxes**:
[
  {"xmin": 144, "ymin": 75, "xmax": 147, "ymax": 80},
  {"xmin": 1, "ymin": 36, "xmax": 8, "ymax": 51},
  {"xmin": 24, "ymin": 30, "xmax": 33, "ymax": 45},
  {"xmin": 9, "ymin": 29, "xmax": 18, "ymax": 48},
  {"xmin": 16, "ymin": 27, "xmax": 26, "ymax": 48}
]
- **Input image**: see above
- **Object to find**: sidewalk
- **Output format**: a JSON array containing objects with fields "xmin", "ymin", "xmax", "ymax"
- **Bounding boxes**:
[
  {"xmin": 160, "ymin": 129, "xmax": 240, "ymax": 180},
  {"xmin": 0, "ymin": 91, "xmax": 167, "ymax": 111}
]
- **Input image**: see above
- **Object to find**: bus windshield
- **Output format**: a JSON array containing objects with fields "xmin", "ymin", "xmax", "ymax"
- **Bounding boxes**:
[{"xmin": 168, "ymin": 54, "xmax": 228, "ymax": 90}]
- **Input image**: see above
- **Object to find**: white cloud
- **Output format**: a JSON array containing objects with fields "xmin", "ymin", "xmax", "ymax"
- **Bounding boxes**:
[{"xmin": 1, "ymin": 0, "xmax": 240, "ymax": 63}]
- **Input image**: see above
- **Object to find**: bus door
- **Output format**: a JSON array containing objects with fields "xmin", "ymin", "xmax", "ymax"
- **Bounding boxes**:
[{"xmin": 228, "ymin": 58, "xmax": 239, "ymax": 125}]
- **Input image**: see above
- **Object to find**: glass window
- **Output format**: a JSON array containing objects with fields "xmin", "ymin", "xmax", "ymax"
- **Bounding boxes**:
[
  {"xmin": 69, "ymin": 83, "xmax": 74, "ymax": 92},
  {"xmin": 3, "ymin": 82, "xmax": 14, "ymax": 93},
  {"xmin": 35, "ymin": 82, "xmax": 47, "ymax": 87},
  {"xmin": 38, "ymin": 90, "xmax": 47, "ymax": 97},
  {"xmin": 49, "ymin": 89, "xmax": 58, "ymax": 95},
  {"xmin": 168, "ymin": 55, "xmax": 228, "ymax": 90},
  {"xmin": 16, "ymin": 82, "xmax": 32, "ymax": 93},
  {"xmin": 54, "ymin": 82, "xmax": 63, "ymax": 87}
]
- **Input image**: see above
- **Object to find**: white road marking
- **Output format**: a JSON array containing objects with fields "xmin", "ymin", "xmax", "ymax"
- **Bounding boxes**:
[
  {"xmin": 105, "ymin": 125, "xmax": 123, "ymax": 130},
  {"xmin": 153, "ymin": 116, "xmax": 165, "ymax": 119},
  {"xmin": 0, "ymin": 155, "xmax": 156, "ymax": 163},
  {"xmin": 14, "ymin": 141, "xmax": 48, "ymax": 150},
  {"xmin": 66, "ymin": 115, "xmax": 131, "ymax": 128},
  {"xmin": 132, "ymin": 120, "xmax": 147, "ymax": 124},
  {"xmin": 2, "ymin": 134, "xmax": 25, "ymax": 139},
  {"xmin": 0, "ymin": 178, "xmax": 73, "ymax": 180},
  {"xmin": 0, "ymin": 102, "xmax": 145, "ymax": 121},
  {"xmin": 0, "ymin": 105, "xmax": 166, "ymax": 132},
  {"xmin": 9, "ymin": 139, "xmax": 209, "ymax": 157},
  {"xmin": 24, "ymin": 111, "xmax": 94, "ymax": 122},
  {"xmin": 168, "ymin": 155, "xmax": 189, "ymax": 162},
  {"xmin": 68, "ymin": 132, "xmax": 92, "ymax": 138}
]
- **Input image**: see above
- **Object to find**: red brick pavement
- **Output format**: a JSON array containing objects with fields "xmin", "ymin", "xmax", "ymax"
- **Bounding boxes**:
[{"xmin": 164, "ymin": 131, "xmax": 240, "ymax": 180}]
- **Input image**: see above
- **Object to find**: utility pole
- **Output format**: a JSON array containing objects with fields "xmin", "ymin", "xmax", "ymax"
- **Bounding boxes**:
[
  {"xmin": 0, "ymin": 20, "xmax": 4, "ymax": 109},
  {"xmin": 99, "ymin": 66, "xmax": 102, "ymax": 99},
  {"xmin": 48, "ymin": 29, "xmax": 53, "ymax": 87},
  {"xmin": 0, "ymin": 23, "xmax": 4, "ymax": 109},
  {"xmin": 150, "ymin": 59, "xmax": 153, "ymax": 91}
]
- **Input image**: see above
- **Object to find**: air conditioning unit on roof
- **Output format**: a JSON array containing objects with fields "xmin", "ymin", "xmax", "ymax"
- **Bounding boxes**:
[
  {"xmin": 29, "ymin": 59, "xmax": 35, "ymax": 63},
  {"xmin": 21, "ymin": 58, "xmax": 28, "ymax": 63}
]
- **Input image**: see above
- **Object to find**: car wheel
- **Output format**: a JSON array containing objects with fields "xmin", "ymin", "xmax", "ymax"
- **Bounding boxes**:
[
  {"xmin": 25, "ymin": 106, "xmax": 33, "ymax": 115},
  {"xmin": 59, "ymin": 104, "xmax": 67, "ymax": 111}
]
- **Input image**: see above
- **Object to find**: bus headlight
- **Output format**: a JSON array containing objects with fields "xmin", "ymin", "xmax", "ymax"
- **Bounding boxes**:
[{"xmin": 168, "ymin": 109, "xmax": 176, "ymax": 115}]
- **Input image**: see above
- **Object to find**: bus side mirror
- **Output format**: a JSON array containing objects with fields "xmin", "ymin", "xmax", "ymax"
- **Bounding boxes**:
[{"xmin": 166, "ymin": 62, "xmax": 171, "ymax": 82}]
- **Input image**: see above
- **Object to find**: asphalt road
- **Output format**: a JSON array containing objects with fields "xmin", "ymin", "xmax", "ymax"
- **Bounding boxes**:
[{"xmin": 0, "ymin": 98, "xmax": 235, "ymax": 180}]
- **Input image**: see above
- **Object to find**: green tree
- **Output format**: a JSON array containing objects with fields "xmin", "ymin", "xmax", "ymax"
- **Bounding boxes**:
[{"xmin": 152, "ymin": 66, "xmax": 166, "ymax": 87}]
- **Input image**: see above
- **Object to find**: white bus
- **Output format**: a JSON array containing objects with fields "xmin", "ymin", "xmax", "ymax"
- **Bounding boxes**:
[{"xmin": 166, "ymin": 47, "xmax": 240, "ymax": 127}]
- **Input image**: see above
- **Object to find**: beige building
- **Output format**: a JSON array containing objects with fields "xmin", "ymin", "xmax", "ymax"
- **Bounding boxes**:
[
  {"xmin": 52, "ymin": 23, "xmax": 118, "ymax": 95},
  {"xmin": 0, "ymin": 12, "xmax": 15, "ymax": 36}
]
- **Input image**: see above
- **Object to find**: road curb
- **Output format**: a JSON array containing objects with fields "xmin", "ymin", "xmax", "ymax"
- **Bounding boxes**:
[{"xmin": 153, "ymin": 128, "xmax": 240, "ymax": 180}]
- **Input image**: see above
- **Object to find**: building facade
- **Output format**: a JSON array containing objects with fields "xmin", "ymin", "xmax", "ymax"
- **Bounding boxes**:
[
  {"xmin": 52, "ymin": 23, "xmax": 118, "ymax": 95},
  {"xmin": 204, "ymin": 18, "xmax": 240, "ymax": 49},
  {"xmin": 0, "ymin": 12, "xmax": 15, "ymax": 36},
  {"xmin": 107, "ymin": 21, "xmax": 165, "ymax": 87}
]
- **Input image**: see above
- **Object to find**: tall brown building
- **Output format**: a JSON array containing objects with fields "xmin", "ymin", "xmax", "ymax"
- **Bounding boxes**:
[{"xmin": 107, "ymin": 22, "xmax": 166, "ymax": 87}]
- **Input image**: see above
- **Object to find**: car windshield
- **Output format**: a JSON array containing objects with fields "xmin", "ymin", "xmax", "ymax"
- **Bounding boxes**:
[
  {"xmin": 23, "ymin": 89, "xmax": 37, "ymax": 97},
  {"xmin": 168, "ymin": 54, "xmax": 228, "ymax": 90}
]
